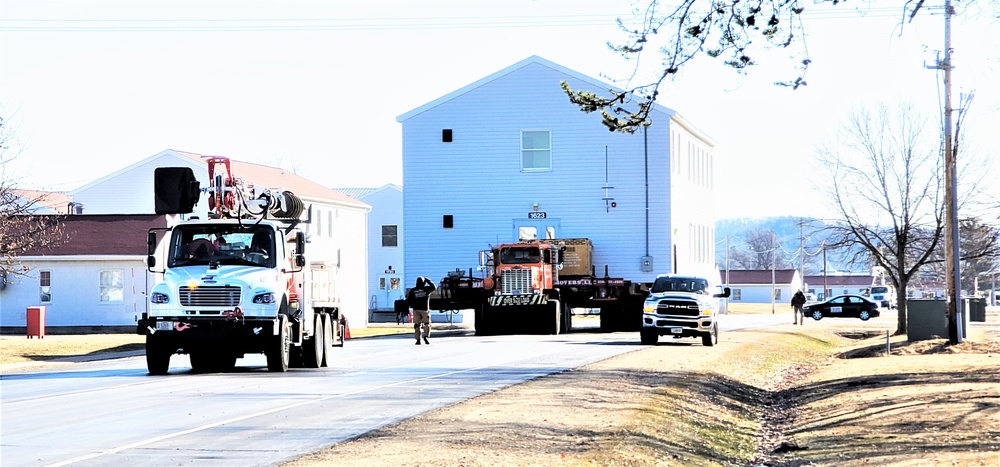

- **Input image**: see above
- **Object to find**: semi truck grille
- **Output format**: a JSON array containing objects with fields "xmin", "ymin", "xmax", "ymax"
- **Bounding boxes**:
[
  {"xmin": 179, "ymin": 285, "xmax": 242, "ymax": 307},
  {"xmin": 655, "ymin": 300, "xmax": 701, "ymax": 317},
  {"xmin": 500, "ymin": 269, "xmax": 533, "ymax": 294}
]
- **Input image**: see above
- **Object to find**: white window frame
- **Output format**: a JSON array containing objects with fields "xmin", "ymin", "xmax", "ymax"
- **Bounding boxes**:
[
  {"xmin": 520, "ymin": 130, "xmax": 551, "ymax": 171},
  {"xmin": 99, "ymin": 269, "xmax": 125, "ymax": 303},
  {"xmin": 39, "ymin": 270, "xmax": 52, "ymax": 303}
]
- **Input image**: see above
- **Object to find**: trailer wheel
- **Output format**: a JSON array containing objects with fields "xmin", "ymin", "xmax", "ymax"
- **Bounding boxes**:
[
  {"xmin": 266, "ymin": 315, "xmax": 291, "ymax": 372},
  {"xmin": 321, "ymin": 313, "xmax": 336, "ymax": 367},
  {"xmin": 303, "ymin": 314, "xmax": 324, "ymax": 368},
  {"xmin": 561, "ymin": 305, "xmax": 573, "ymax": 334},
  {"xmin": 701, "ymin": 323, "xmax": 719, "ymax": 347},
  {"xmin": 146, "ymin": 335, "xmax": 171, "ymax": 376}
]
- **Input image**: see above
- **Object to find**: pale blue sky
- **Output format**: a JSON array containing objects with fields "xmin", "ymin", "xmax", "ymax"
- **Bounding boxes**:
[{"xmin": 2, "ymin": 0, "xmax": 997, "ymax": 219}]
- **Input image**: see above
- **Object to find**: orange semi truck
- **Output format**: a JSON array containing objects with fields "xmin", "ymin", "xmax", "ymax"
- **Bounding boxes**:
[{"xmin": 428, "ymin": 239, "xmax": 649, "ymax": 335}]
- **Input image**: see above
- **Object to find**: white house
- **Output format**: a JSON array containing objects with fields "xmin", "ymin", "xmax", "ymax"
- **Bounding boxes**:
[
  {"xmin": 17, "ymin": 149, "xmax": 374, "ymax": 330},
  {"xmin": 723, "ymin": 269, "xmax": 803, "ymax": 304},
  {"xmin": 0, "ymin": 214, "xmax": 167, "ymax": 332},
  {"xmin": 336, "ymin": 184, "xmax": 405, "ymax": 316},
  {"xmin": 396, "ymin": 55, "xmax": 718, "ymax": 295}
]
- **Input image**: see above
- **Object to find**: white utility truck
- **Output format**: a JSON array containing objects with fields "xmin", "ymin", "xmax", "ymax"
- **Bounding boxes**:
[{"xmin": 138, "ymin": 158, "xmax": 343, "ymax": 375}]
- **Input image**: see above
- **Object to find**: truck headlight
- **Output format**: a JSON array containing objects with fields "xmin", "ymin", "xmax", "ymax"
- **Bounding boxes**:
[
  {"xmin": 150, "ymin": 292, "xmax": 170, "ymax": 304},
  {"xmin": 643, "ymin": 304, "xmax": 656, "ymax": 314},
  {"xmin": 700, "ymin": 309, "xmax": 714, "ymax": 316},
  {"xmin": 253, "ymin": 292, "xmax": 276, "ymax": 304}
]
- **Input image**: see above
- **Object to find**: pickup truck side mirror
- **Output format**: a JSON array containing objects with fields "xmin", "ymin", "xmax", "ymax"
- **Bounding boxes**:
[{"xmin": 714, "ymin": 287, "xmax": 732, "ymax": 299}]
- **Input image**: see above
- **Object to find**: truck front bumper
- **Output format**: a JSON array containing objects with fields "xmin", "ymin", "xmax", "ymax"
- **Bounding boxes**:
[{"xmin": 642, "ymin": 313, "xmax": 714, "ymax": 337}]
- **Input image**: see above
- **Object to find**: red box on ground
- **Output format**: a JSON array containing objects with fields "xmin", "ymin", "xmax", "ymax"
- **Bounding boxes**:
[{"xmin": 27, "ymin": 306, "xmax": 46, "ymax": 339}]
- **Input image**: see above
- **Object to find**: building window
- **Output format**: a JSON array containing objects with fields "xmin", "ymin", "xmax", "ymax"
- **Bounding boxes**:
[
  {"xmin": 774, "ymin": 289, "xmax": 782, "ymax": 300},
  {"xmin": 442, "ymin": 129, "xmax": 453, "ymax": 142},
  {"xmin": 521, "ymin": 130, "xmax": 551, "ymax": 171},
  {"xmin": 443, "ymin": 215, "xmax": 454, "ymax": 229},
  {"xmin": 381, "ymin": 225, "xmax": 398, "ymax": 247},
  {"xmin": 40, "ymin": 270, "xmax": 52, "ymax": 303},
  {"xmin": 99, "ymin": 269, "xmax": 125, "ymax": 303},
  {"xmin": 519, "ymin": 226, "xmax": 537, "ymax": 241},
  {"xmin": 732, "ymin": 288, "xmax": 741, "ymax": 301}
]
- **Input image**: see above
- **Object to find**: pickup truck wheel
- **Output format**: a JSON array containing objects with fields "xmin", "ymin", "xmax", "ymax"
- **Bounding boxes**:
[
  {"xmin": 640, "ymin": 329, "xmax": 658, "ymax": 345},
  {"xmin": 303, "ymin": 314, "xmax": 323, "ymax": 368},
  {"xmin": 321, "ymin": 314, "xmax": 335, "ymax": 367},
  {"xmin": 266, "ymin": 315, "xmax": 291, "ymax": 372},
  {"xmin": 145, "ymin": 335, "xmax": 171, "ymax": 375},
  {"xmin": 811, "ymin": 310, "xmax": 824, "ymax": 321},
  {"xmin": 702, "ymin": 323, "xmax": 718, "ymax": 347}
]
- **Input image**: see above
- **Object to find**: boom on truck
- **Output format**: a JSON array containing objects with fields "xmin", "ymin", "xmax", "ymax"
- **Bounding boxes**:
[
  {"xmin": 137, "ymin": 158, "xmax": 344, "ymax": 375},
  {"xmin": 428, "ymin": 238, "xmax": 649, "ymax": 335}
]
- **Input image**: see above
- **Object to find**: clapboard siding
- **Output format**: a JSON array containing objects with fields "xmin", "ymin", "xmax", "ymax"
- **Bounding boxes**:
[{"xmin": 399, "ymin": 57, "xmax": 718, "ymax": 286}]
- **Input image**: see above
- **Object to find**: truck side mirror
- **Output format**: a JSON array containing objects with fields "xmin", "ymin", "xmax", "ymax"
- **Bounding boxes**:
[
  {"xmin": 146, "ymin": 231, "xmax": 157, "ymax": 267},
  {"xmin": 295, "ymin": 231, "xmax": 306, "ymax": 254},
  {"xmin": 715, "ymin": 287, "xmax": 732, "ymax": 299}
]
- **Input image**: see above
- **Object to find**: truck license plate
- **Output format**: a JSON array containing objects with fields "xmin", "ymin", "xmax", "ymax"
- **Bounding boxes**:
[
  {"xmin": 670, "ymin": 327, "xmax": 683, "ymax": 334},
  {"xmin": 155, "ymin": 321, "xmax": 175, "ymax": 331}
]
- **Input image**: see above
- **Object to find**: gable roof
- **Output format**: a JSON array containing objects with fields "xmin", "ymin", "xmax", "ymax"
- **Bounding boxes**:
[
  {"xmin": 173, "ymin": 151, "xmax": 370, "ymax": 209},
  {"xmin": 723, "ymin": 269, "xmax": 799, "ymax": 285},
  {"xmin": 334, "ymin": 183, "xmax": 402, "ymax": 200},
  {"xmin": 396, "ymin": 55, "xmax": 676, "ymax": 123},
  {"xmin": 804, "ymin": 275, "xmax": 875, "ymax": 287},
  {"xmin": 22, "ymin": 214, "xmax": 168, "ymax": 256},
  {"xmin": 12, "ymin": 189, "xmax": 73, "ymax": 214},
  {"xmin": 70, "ymin": 149, "xmax": 370, "ymax": 211}
]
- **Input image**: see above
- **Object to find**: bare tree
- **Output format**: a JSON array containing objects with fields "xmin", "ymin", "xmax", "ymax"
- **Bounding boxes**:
[
  {"xmin": 0, "ymin": 113, "xmax": 67, "ymax": 281},
  {"xmin": 818, "ymin": 103, "xmax": 945, "ymax": 335},
  {"xmin": 562, "ymin": 0, "xmax": 993, "ymax": 133}
]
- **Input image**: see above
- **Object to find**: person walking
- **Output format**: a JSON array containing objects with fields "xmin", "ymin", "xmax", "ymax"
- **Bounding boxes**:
[
  {"xmin": 791, "ymin": 290, "xmax": 807, "ymax": 325},
  {"xmin": 406, "ymin": 276, "xmax": 436, "ymax": 345}
]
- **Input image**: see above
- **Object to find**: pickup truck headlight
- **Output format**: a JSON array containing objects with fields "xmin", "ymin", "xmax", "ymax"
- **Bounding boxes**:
[
  {"xmin": 643, "ymin": 303, "xmax": 656, "ymax": 314},
  {"xmin": 700, "ymin": 309, "xmax": 714, "ymax": 316},
  {"xmin": 252, "ymin": 292, "xmax": 276, "ymax": 304},
  {"xmin": 150, "ymin": 292, "xmax": 170, "ymax": 304}
]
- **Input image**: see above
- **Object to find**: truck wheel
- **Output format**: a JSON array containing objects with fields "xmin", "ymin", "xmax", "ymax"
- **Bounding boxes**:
[
  {"xmin": 146, "ymin": 335, "xmax": 171, "ymax": 376},
  {"xmin": 702, "ymin": 323, "xmax": 719, "ymax": 347},
  {"xmin": 189, "ymin": 350, "xmax": 211, "ymax": 373},
  {"xmin": 474, "ymin": 306, "xmax": 492, "ymax": 336},
  {"xmin": 640, "ymin": 329, "xmax": 658, "ymax": 345},
  {"xmin": 545, "ymin": 302, "xmax": 561, "ymax": 335},
  {"xmin": 303, "ymin": 314, "xmax": 324, "ymax": 368},
  {"xmin": 330, "ymin": 314, "xmax": 344, "ymax": 348},
  {"xmin": 321, "ymin": 314, "xmax": 336, "ymax": 367},
  {"xmin": 598, "ymin": 305, "xmax": 619, "ymax": 333},
  {"xmin": 266, "ymin": 315, "xmax": 291, "ymax": 372}
]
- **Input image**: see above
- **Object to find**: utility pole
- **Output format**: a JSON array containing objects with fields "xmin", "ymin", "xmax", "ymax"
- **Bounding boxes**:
[
  {"xmin": 798, "ymin": 219, "xmax": 805, "ymax": 292},
  {"xmin": 938, "ymin": 0, "xmax": 963, "ymax": 343},
  {"xmin": 771, "ymin": 231, "xmax": 776, "ymax": 314}
]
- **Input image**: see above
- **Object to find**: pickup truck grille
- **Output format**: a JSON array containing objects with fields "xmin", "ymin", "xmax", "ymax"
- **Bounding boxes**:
[
  {"xmin": 179, "ymin": 285, "xmax": 242, "ymax": 307},
  {"xmin": 654, "ymin": 300, "xmax": 701, "ymax": 317},
  {"xmin": 500, "ymin": 269, "xmax": 532, "ymax": 294}
]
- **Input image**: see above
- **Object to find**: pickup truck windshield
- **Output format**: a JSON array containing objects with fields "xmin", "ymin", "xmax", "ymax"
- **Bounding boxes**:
[{"xmin": 651, "ymin": 277, "xmax": 709, "ymax": 294}]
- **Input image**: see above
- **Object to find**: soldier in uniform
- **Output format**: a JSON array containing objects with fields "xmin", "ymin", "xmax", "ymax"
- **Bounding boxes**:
[
  {"xmin": 790, "ymin": 290, "xmax": 807, "ymax": 325},
  {"xmin": 407, "ymin": 276, "xmax": 436, "ymax": 345}
]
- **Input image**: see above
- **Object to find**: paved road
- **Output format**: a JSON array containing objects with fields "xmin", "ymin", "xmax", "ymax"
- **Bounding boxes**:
[{"xmin": 0, "ymin": 314, "xmax": 787, "ymax": 467}]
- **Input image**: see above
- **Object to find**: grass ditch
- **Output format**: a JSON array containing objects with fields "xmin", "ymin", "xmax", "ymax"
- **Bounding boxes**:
[{"xmin": 584, "ymin": 330, "xmax": 842, "ymax": 466}]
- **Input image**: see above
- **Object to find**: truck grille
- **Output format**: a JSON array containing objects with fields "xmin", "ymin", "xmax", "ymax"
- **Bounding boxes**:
[
  {"xmin": 655, "ymin": 300, "xmax": 701, "ymax": 317},
  {"xmin": 500, "ymin": 269, "xmax": 532, "ymax": 294},
  {"xmin": 179, "ymin": 285, "xmax": 242, "ymax": 307}
]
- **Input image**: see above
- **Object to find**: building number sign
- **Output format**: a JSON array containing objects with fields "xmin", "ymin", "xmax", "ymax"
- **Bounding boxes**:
[{"xmin": 527, "ymin": 212, "xmax": 547, "ymax": 219}]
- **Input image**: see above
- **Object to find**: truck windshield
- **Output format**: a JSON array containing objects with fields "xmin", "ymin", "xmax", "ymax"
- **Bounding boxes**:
[
  {"xmin": 499, "ymin": 247, "xmax": 542, "ymax": 264},
  {"xmin": 651, "ymin": 277, "xmax": 709, "ymax": 294},
  {"xmin": 167, "ymin": 225, "xmax": 276, "ymax": 268},
  {"xmin": 871, "ymin": 287, "xmax": 889, "ymax": 294}
]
